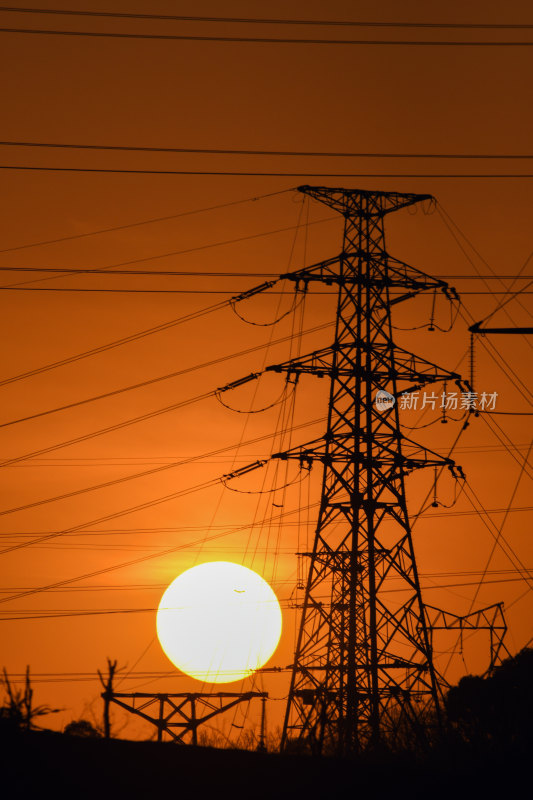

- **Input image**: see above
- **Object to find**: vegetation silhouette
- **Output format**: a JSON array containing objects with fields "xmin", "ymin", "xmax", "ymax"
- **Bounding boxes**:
[
  {"xmin": 64, "ymin": 719, "xmax": 102, "ymax": 738},
  {"xmin": 97, "ymin": 657, "xmax": 122, "ymax": 739},
  {"xmin": 1, "ymin": 652, "xmax": 531, "ymax": 799},
  {"xmin": 0, "ymin": 666, "xmax": 59, "ymax": 733},
  {"xmin": 446, "ymin": 646, "xmax": 533, "ymax": 754}
]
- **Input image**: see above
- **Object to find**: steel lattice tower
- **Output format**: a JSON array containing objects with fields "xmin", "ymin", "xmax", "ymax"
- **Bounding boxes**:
[{"xmin": 274, "ymin": 186, "xmax": 466, "ymax": 756}]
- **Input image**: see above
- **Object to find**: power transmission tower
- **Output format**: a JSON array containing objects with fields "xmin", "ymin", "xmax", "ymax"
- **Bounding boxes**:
[{"xmin": 273, "ymin": 186, "xmax": 467, "ymax": 756}]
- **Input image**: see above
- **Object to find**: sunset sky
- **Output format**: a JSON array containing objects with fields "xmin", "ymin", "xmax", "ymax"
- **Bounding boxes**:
[{"xmin": 1, "ymin": 0, "xmax": 532, "ymax": 742}]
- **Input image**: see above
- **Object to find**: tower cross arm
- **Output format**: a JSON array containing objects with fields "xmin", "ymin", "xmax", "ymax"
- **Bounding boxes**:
[
  {"xmin": 263, "ymin": 341, "xmax": 465, "ymax": 388},
  {"xmin": 386, "ymin": 256, "xmax": 459, "ymax": 299},
  {"xmin": 270, "ymin": 436, "xmax": 463, "ymax": 476},
  {"xmin": 391, "ymin": 344, "xmax": 465, "ymax": 388},
  {"xmin": 297, "ymin": 185, "xmax": 435, "ymax": 217},
  {"xmin": 282, "ymin": 255, "xmax": 343, "ymax": 286},
  {"xmin": 280, "ymin": 254, "xmax": 458, "ymax": 300},
  {"xmin": 399, "ymin": 438, "xmax": 463, "ymax": 475},
  {"xmin": 265, "ymin": 345, "xmax": 335, "ymax": 377}
]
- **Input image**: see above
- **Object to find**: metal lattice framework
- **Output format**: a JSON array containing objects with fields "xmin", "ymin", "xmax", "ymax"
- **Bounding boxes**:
[
  {"xmin": 104, "ymin": 187, "xmax": 509, "ymax": 757},
  {"xmin": 274, "ymin": 186, "xmax": 471, "ymax": 755},
  {"xmin": 105, "ymin": 691, "xmax": 267, "ymax": 745},
  {"xmin": 424, "ymin": 603, "xmax": 510, "ymax": 679}
]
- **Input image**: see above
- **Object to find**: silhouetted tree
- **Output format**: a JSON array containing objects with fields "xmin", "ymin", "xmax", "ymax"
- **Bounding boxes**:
[
  {"xmin": 446, "ymin": 646, "xmax": 533, "ymax": 752},
  {"xmin": 97, "ymin": 658, "xmax": 124, "ymax": 739},
  {"xmin": 64, "ymin": 719, "xmax": 101, "ymax": 738},
  {"xmin": 0, "ymin": 666, "xmax": 59, "ymax": 732}
]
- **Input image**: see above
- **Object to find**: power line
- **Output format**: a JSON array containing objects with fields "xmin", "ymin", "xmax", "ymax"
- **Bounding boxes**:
[
  {"xmin": 438, "ymin": 203, "xmax": 533, "ymax": 327},
  {"xmin": 0, "ymin": 268, "xmax": 284, "ymax": 277},
  {"xmin": 2, "ymin": 565, "xmax": 531, "ymax": 591},
  {"xmin": 0, "ymin": 501, "xmax": 321, "ymax": 604},
  {"xmin": 1, "ymin": 574, "xmax": 530, "ymax": 623},
  {"xmin": 468, "ymin": 441, "xmax": 533, "ymax": 612},
  {"xmin": 0, "ymin": 267, "xmax": 531, "ymax": 279},
  {"xmin": 4, "ymin": 215, "xmax": 336, "ymax": 289},
  {"xmin": 459, "ymin": 304, "xmax": 533, "ymax": 407},
  {"xmin": 1, "ymin": 28, "xmax": 533, "ymax": 45},
  {"xmin": 1, "ymin": 507, "xmax": 529, "ymax": 604},
  {"xmin": 1, "ymin": 504, "xmax": 531, "ymax": 537},
  {"xmin": 0, "ymin": 460, "xmax": 280, "ymax": 559},
  {"xmin": 2, "ymin": 242, "xmax": 332, "ymax": 379},
  {"xmin": 474, "ymin": 278, "xmax": 533, "ymax": 326},
  {"xmin": 0, "ymin": 298, "xmax": 229, "ymax": 387},
  {"xmin": 1, "ymin": 8, "xmax": 531, "ymax": 30},
  {"xmin": 2, "ymin": 165, "xmax": 533, "ymax": 177},
  {"xmin": 0, "ymin": 188, "xmax": 290, "ymax": 255},
  {"xmin": 1, "ymin": 441, "xmax": 528, "ymax": 466},
  {"xmin": 0, "ymin": 287, "xmax": 300, "ymax": 294},
  {"xmin": 1, "ymin": 506, "xmax": 531, "ymax": 546},
  {"xmin": 0, "ymin": 320, "xmax": 331, "ymax": 429},
  {"xmin": 1, "ymin": 141, "xmax": 532, "ymax": 159},
  {"xmin": 437, "ymin": 209, "xmax": 533, "ymax": 396},
  {"xmin": 463, "ymin": 481, "xmax": 533, "ymax": 590},
  {"xmin": 0, "ymin": 417, "xmax": 325, "ymax": 524},
  {"xmin": 0, "ymin": 388, "xmax": 215, "ymax": 470},
  {"xmin": 4, "ymin": 290, "xmax": 531, "ymax": 297}
]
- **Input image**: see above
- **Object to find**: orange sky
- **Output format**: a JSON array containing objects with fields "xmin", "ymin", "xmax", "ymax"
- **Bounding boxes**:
[{"xmin": 0, "ymin": 0, "xmax": 532, "ymax": 742}]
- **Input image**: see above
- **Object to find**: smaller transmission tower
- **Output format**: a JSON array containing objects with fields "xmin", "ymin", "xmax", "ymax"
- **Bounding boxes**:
[{"xmin": 105, "ymin": 691, "xmax": 267, "ymax": 745}]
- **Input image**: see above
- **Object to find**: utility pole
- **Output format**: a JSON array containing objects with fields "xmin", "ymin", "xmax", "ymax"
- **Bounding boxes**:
[{"xmin": 273, "ymin": 186, "xmax": 467, "ymax": 755}]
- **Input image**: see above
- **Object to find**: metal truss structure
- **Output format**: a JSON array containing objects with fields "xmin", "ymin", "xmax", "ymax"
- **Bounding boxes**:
[
  {"xmin": 104, "ymin": 691, "xmax": 267, "ymax": 745},
  {"xmin": 268, "ymin": 185, "xmax": 476, "ymax": 756},
  {"xmin": 425, "ymin": 603, "xmax": 510, "ymax": 680},
  {"xmin": 104, "ymin": 187, "xmax": 510, "ymax": 757}
]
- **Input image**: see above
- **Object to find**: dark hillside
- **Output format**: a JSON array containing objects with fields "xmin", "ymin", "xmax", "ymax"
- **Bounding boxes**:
[{"xmin": 1, "ymin": 726, "xmax": 526, "ymax": 800}]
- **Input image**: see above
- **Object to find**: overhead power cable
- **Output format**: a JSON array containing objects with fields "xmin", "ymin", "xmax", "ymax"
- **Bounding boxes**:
[
  {"xmin": 0, "ymin": 460, "xmax": 268, "ymax": 556},
  {"xmin": 457, "ymin": 305, "xmax": 533, "ymax": 409},
  {"xmin": 0, "ymin": 267, "xmax": 286, "ymax": 277},
  {"xmin": 1, "ymin": 9, "xmax": 532, "ymax": 30},
  {"xmin": 0, "ymin": 416, "xmax": 325, "ymax": 521},
  {"xmin": 462, "ymin": 481, "xmax": 533, "ymax": 591},
  {"xmin": 2, "ymin": 166, "xmax": 533, "ymax": 177},
  {"xmin": 0, "ymin": 389, "xmax": 215, "ymax": 469},
  {"xmin": 2, "ymin": 288, "xmax": 532, "ymax": 296},
  {"xmin": 0, "ymin": 187, "xmax": 290, "ymax": 255},
  {"xmin": 1, "ymin": 141, "xmax": 532, "ymax": 159},
  {"xmin": 0, "ymin": 268, "xmax": 531, "ymax": 279},
  {"xmin": 2, "ymin": 504, "xmax": 531, "ymax": 536},
  {"xmin": 2, "ymin": 574, "xmax": 531, "ymax": 622},
  {"xmin": 3, "ymin": 309, "xmax": 322, "ymax": 466},
  {"xmin": 0, "ymin": 501, "xmax": 320, "ymax": 604},
  {"xmin": 467, "ymin": 441, "xmax": 533, "ymax": 611},
  {"xmin": 2, "ymin": 565, "xmax": 531, "ymax": 588},
  {"xmin": 1, "ymin": 28, "xmax": 533, "ymax": 45},
  {"xmin": 438, "ymin": 203, "xmax": 533, "ymax": 329},
  {"xmin": 472, "ymin": 277, "xmax": 533, "ymax": 328},
  {"xmin": 0, "ymin": 287, "xmax": 312, "ymax": 294},
  {"xmin": 0, "ymin": 299, "xmax": 230, "ymax": 387},
  {"xmin": 480, "ymin": 414, "xmax": 533, "ymax": 477},
  {"xmin": 5, "ymin": 214, "xmax": 336, "ymax": 290},
  {"xmin": 0, "ymin": 321, "xmax": 332, "ymax": 429}
]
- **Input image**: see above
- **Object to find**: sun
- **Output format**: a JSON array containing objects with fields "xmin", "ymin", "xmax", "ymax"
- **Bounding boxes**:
[{"xmin": 156, "ymin": 562, "xmax": 283, "ymax": 683}]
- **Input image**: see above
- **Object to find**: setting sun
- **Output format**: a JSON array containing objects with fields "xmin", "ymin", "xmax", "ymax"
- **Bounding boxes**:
[{"xmin": 156, "ymin": 562, "xmax": 282, "ymax": 683}]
